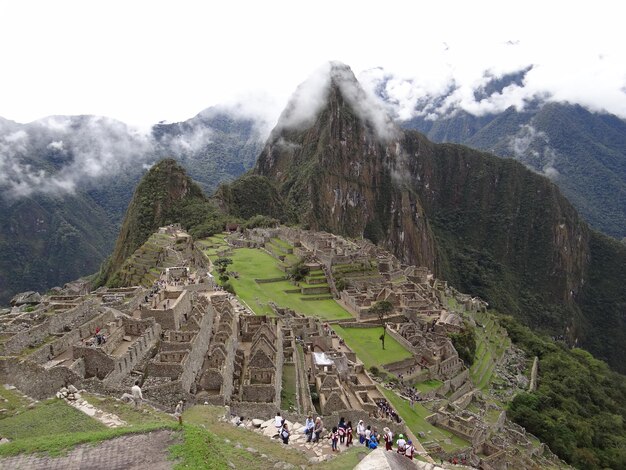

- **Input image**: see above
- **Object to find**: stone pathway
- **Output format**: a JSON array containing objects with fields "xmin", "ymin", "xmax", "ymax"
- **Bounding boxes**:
[
  {"xmin": 0, "ymin": 430, "xmax": 178, "ymax": 470},
  {"xmin": 246, "ymin": 417, "xmax": 365, "ymax": 463},
  {"xmin": 66, "ymin": 396, "xmax": 127, "ymax": 428}
]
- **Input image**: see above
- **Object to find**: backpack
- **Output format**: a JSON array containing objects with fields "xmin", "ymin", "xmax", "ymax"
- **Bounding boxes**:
[{"xmin": 281, "ymin": 429, "xmax": 289, "ymax": 439}]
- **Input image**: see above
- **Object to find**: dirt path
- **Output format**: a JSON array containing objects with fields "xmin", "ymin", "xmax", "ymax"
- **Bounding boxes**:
[{"xmin": 0, "ymin": 430, "xmax": 179, "ymax": 470}]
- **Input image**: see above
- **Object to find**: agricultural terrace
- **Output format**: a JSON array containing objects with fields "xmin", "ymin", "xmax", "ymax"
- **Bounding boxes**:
[
  {"xmin": 200, "ymin": 236, "xmax": 352, "ymax": 320},
  {"xmin": 332, "ymin": 325, "xmax": 413, "ymax": 370},
  {"xmin": 380, "ymin": 388, "xmax": 469, "ymax": 452},
  {"xmin": 470, "ymin": 311, "xmax": 511, "ymax": 389}
]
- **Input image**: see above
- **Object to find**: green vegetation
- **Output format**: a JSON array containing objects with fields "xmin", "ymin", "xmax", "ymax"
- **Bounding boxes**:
[
  {"xmin": 281, "ymin": 364, "xmax": 297, "ymax": 412},
  {"xmin": 98, "ymin": 159, "xmax": 233, "ymax": 287},
  {"xmin": 0, "ymin": 399, "xmax": 106, "ymax": 441},
  {"xmin": 379, "ymin": 388, "xmax": 468, "ymax": 452},
  {"xmin": 449, "ymin": 324, "xmax": 476, "ymax": 366},
  {"xmin": 500, "ymin": 314, "xmax": 626, "ymax": 469},
  {"xmin": 470, "ymin": 312, "xmax": 511, "ymax": 389},
  {"xmin": 369, "ymin": 300, "xmax": 394, "ymax": 350},
  {"xmin": 0, "ymin": 396, "xmax": 175, "ymax": 457},
  {"xmin": 332, "ymin": 325, "xmax": 412, "ymax": 369},
  {"xmin": 221, "ymin": 248, "xmax": 351, "ymax": 320},
  {"xmin": 169, "ymin": 424, "xmax": 230, "ymax": 469},
  {"xmin": 414, "ymin": 379, "xmax": 442, "ymax": 394}
]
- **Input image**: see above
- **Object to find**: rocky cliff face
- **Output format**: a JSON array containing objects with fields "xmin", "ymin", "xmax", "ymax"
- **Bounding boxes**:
[
  {"xmin": 251, "ymin": 63, "xmax": 624, "ymax": 371},
  {"xmin": 255, "ymin": 63, "xmax": 438, "ymax": 269}
]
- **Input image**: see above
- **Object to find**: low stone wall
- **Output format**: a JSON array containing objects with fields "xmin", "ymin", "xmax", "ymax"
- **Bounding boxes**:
[
  {"xmin": 383, "ymin": 357, "xmax": 417, "ymax": 373},
  {"xmin": 386, "ymin": 327, "xmax": 418, "ymax": 355},
  {"xmin": 0, "ymin": 358, "xmax": 82, "ymax": 400}
]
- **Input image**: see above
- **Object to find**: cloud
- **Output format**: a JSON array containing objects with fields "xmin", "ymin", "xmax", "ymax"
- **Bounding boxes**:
[
  {"xmin": 275, "ymin": 61, "xmax": 397, "ymax": 140},
  {"xmin": 47, "ymin": 140, "xmax": 64, "ymax": 151},
  {"xmin": 0, "ymin": 116, "xmax": 153, "ymax": 199},
  {"xmin": 508, "ymin": 124, "xmax": 560, "ymax": 179}
]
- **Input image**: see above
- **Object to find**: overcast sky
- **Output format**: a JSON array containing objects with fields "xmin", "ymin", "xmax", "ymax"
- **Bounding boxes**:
[{"xmin": 1, "ymin": 0, "xmax": 625, "ymax": 128}]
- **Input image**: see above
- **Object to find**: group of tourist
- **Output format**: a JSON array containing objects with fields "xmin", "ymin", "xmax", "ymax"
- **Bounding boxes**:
[
  {"xmin": 356, "ymin": 420, "xmax": 416, "ymax": 459},
  {"xmin": 375, "ymin": 399, "xmax": 401, "ymax": 423}
]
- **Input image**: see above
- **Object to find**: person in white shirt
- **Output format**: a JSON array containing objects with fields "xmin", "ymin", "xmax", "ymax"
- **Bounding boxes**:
[
  {"xmin": 131, "ymin": 380, "xmax": 143, "ymax": 409},
  {"xmin": 405, "ymin": 439, "xmax": 415, "ymax": 460},
  {"xmin": 304, "ymin": 415, "xmax": 315, "ymax": 442},
  {"xmin": 396, "ymin": 433, "xmax": 407, "ymax": 454},
  {"xmin": 274, "ymin": 412, "xmax": 283, "ymax": 430},
  {"xmin": 357, "ymin": 419, "xmax": 366, "ymax": 445}
]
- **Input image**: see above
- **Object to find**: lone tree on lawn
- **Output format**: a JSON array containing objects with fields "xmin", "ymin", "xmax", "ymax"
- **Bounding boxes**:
[{"xmin": 370, "ymin": 300, "xmax": 393, "ymax": 350}]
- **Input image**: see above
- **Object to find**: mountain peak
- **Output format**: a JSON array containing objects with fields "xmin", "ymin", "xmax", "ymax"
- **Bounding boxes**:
[{"xmin": 274, "ymin": 62, "xmax": 397, "ymax": 140}]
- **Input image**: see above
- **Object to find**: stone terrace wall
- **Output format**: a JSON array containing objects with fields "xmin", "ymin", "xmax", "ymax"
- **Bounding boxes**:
[
  {"xmin": 0, "ymin": 358, "xmax": 82, "ymax": 400},
  {"xmin": 1, "ymin": 300, "xmax": 99, "ymax": 355},
  {"xmin": 105, "ymin": 322, "xmax": 161, "ymax": 383}
]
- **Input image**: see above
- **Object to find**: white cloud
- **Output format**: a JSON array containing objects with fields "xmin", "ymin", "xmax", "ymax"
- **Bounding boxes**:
[{"xmin": 0, "ymin": 1, "xmax": 623, "ymax": 128}]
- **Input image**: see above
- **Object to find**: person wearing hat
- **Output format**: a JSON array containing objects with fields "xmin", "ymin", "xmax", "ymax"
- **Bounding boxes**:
[
  {"xmin": 356, "ymin": 419, "xmax": 365, "ymax": 444},
  {"xmin": 396, "ymin": 433, "xmax": 407, "ymax": 455},
  {"xmin": 383, "ymin": 427, "xmax": 393, "ymax": 451},
  {"xmin": 174, "ymin": 400, "xmax": 184, "ymax": 425},
  {"xmin": 405, "ymin": 439, "xmax": 415, "ymax": 460}
]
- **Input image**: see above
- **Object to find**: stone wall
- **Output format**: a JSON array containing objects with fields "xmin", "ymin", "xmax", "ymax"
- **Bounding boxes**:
[
  {"xmin": 242, "ymin": 384, "xmax": 276, "ymax": 402},
  {"xmin": 105, "ymin": 322, "xmax": 161, "ymax": 383},
  {"xmin": 179, "ymin": 310, "xmax": 213, "ymax": 393},
  {"xmin": 0, "ymin": 358, "xmax": 82, "ymax": 400},
  {"xmin": 383, "ymin": 357, "xmax": 417, "ymax": 373},
  {"xmin": 73, "ymin": 346, "xmax": 115, "ymax": 379},
  {"xmin": 386, "ymin": 327, "xmax": 418, "ymax": 355},
  {"xmin": 1, "ymin": 301, "xmax": 99, "ymax": 355}
]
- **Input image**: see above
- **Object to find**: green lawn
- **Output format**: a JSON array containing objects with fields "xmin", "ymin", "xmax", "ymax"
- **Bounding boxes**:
[
  {"xmin": 0, "ymin": 399, "xmax": 106, "ymax": 441},
  {"xmin": 227, "ymin": 248, "xmax": 352, "ymax": 320},
  {"xmin": 0, "ymin": 393, "xmax": 176, "ymax": 457},
  {"xmin": 380, "ymin": 388, "xmax": 469, "ymax": 452},
  {"xmin": 332, "ymin": 325, "xmax": 413, "ymax": 369},
  {"xmin": 414, "ymin": 379, "xmax": 442, "ymax": 394}
]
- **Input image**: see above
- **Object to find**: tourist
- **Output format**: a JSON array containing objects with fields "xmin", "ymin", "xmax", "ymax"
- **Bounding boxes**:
[
  {"xmin": 383, "ymin": 427, "xmax": 393, "ymax": 451},
  {"xmin": 304, "ymin": 415, "xmax": 314, "ymax": 442},
  {"xmin": 330, "ymin": 426, "xmax": 339, "ymax": 452},
  {"xmin": 174, "ymin": 400, "xmax": 183, "ymax": 425},
  {"xmin": 274, "ymin": 412, "xmax": 283, "ymax": 431},
  {"xmin": 313, "ymin": 416, "xmax": 323, "ymax": 442},
  {"xmin": 346, "ymin": 420, "xmax": 353, "ymax": 447},
  {"xmin": 405, "ymin": 440, "xmax": 415, "ymax": 460},
  {"xmin": 396, "ymin": 433, "xmax": 407, "ymax": 455},
  {"xmin": 281, "ymin": 422, "xmax": 290, "ymax": 444},
  {"xmin": 357, "ymin": 419, "xmax": 366, "ymax": 444},
  {"xmin": 369, "ymin": 431, "xmax": 378, "ymax": 449},
  {"xmin": 365, "ymin": 425, "xmax": 372, "ymax": 447},
  {"xmin": 235, "ymin": 416, "xmax": 244, "ymax": 426},
  {"xmin": 337, "ymin": 416, "xmax": 347, "ymax": 444},
  {"xmin": 131, "ymin": 380, "xmax": 143, "ymax": 409}
]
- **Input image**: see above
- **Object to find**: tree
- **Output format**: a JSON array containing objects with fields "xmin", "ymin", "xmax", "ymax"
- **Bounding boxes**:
[
  {"xmin": 370, "ymin": 300, "xmax": 393, "ymax": 350},
  {"xmin": 214, "ymin": 257, "xmax": 232, "ymax": 275}
]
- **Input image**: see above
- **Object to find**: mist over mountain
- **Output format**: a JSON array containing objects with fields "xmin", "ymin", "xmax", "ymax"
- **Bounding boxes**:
[
  {"xmin": 0, "ymin": 108, "xmax": 266, "ymax": 303},
  {"xmin": 362, "ymin": 67, "xmax": 626, "ymax": 239}
]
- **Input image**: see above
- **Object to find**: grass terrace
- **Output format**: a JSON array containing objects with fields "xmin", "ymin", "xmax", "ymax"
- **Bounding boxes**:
[
  {"xmin": 332, "ymin": 325, "xmax": 413, "ymax": 370},
  {"xmin": 226, "ymin": 248, "xmax": 352, "ymax": 320},
  {"xmin": 379, "ymin": 388, "xmax": 469, "ymax": 452}
]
